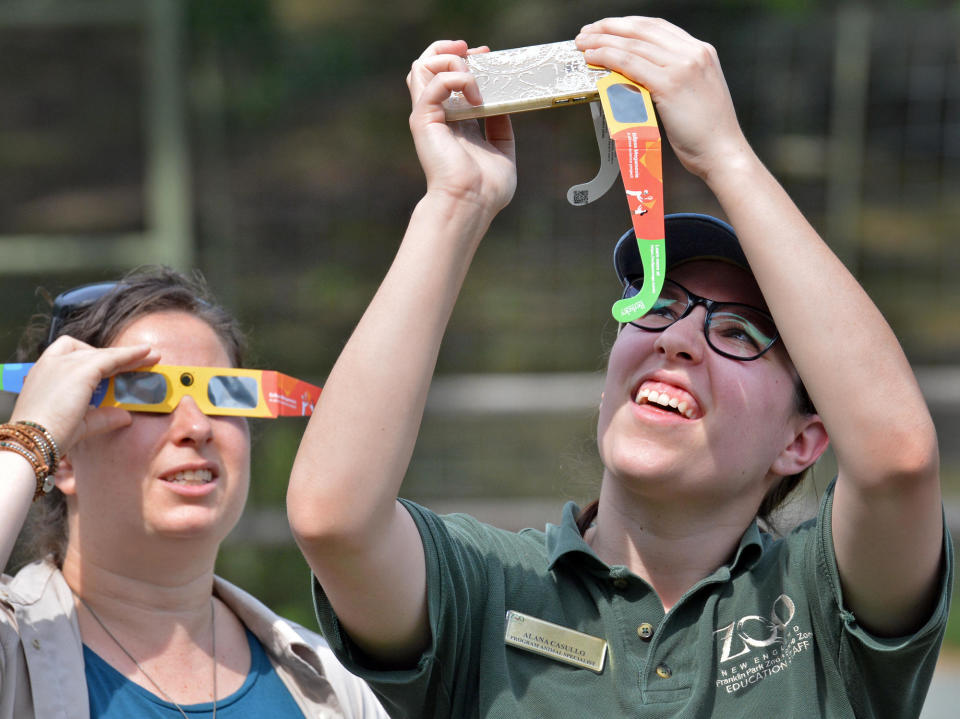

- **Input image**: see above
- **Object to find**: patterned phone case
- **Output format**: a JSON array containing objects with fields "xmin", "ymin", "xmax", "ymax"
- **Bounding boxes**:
[{"xmin": 442, "ymin": 40, "xmax": 611, "ymax": 121}]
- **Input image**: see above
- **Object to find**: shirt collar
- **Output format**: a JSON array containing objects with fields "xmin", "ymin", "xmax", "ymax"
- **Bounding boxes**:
[
  {"xmin": 544, "ymin": 502, "xmax": 608, "ymax": 573},
  {"xmin": 213, "ymin": 576, "xmax": 333, "ymax": 686},
  {"xmin": 545, "ymin": 501, "xmax": 766, "ymax": 576},
  {"xmin": 731, "ymin": 519, "xmax": 765, "ymax": 570}
]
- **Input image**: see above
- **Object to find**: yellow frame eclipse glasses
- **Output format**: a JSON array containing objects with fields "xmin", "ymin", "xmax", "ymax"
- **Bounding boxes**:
[{"xmin": 1, "ymin": 363, "xmax": 321, "ymax": 419}]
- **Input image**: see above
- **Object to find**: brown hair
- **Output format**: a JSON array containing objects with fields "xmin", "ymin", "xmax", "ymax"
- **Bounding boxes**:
[
  {"xmin": 11, "ymin": 266, "xmax": 246, "ymax": 569},
  {"xmin": 575, "ymin": 379, "xmax": 818, "ymax": 536}
]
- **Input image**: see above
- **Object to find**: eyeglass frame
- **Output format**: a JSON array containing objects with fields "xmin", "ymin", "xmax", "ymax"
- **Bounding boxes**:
[
  {"xmin": 33, "ymin": 282, "xmax": 321, "ymax": 418},
  {"xmin": 1, "ymin": 362, "xmax": 321, "ymax": 419},
  {"xmin": 93, "ymin": 364, "xmax": 320, "ymax": 418},
  {"xmin": 619, "ymin": 277, "xmax": 781, "ymax": 361}
]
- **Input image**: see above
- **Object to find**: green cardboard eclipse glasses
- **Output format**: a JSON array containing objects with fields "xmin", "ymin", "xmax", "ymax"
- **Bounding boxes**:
[{"xmin": 613, "ymin": 213, "xmax": 750, "ymax": 286}]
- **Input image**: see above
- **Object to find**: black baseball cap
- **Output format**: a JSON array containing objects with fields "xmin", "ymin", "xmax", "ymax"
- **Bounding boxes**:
[{"xmin": 613, "ymin": 213, "xmax": 749, "ymax": 284}]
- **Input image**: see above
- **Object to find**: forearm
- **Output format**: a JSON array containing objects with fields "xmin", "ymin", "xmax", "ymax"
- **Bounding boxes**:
[
  {"xmin": 703, "ymin": 126, "xmax": 943, "ymax": 637},
  {"xmin": 578, "ymin": 9, "xmax": 943, "ymax": 639},
  {"xmin": 288, "ymin": 191, "xmax": 494, "ymax": 545},
  {"xmin": 286, "ymin": 192, "xmax": 499, "ymax": 660},
  {"xmin": 0, "ymin": 453, "xmax": 38, "ymax": 571},
  {"xmin": 704, "ymin": 151, "xmax": 937, "ymax": 485},
  {"xmin": 579, "ymin": 16, "xmax": 936, "ymax": 482},
  {"xmin": 287, "ymin": 37, "xmax": 516, "ymax": 661}
]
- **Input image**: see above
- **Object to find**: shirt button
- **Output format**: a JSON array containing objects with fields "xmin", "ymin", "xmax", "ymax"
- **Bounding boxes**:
[
  {"xmin": 637, "ymin": 623, "xmax": 654, "ymax": 641},
  {"xmin": 612, "ymin": 578, "xmax": 628, "ymax": 590},
  {"xmin": 655, "ymin": 663, "xmax": 672, "ymax": 679}
]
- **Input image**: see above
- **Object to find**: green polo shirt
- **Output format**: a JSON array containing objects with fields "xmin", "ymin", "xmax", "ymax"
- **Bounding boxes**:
[{"xmin": 313, "ymin": 481, "xmax": 953, "ymax": 718}]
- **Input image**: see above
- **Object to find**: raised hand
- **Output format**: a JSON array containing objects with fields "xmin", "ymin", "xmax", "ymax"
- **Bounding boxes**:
[
  {"xmin": 576, "ymin": 17, "xmax": 750, "ymax": 182},
  {"xmin": 406, "ymin": 40, "xmax": 517, "ymax": 220},
  {"xmin": 9, "ymin": 337, "xmax": 158, "ymax": 455}
]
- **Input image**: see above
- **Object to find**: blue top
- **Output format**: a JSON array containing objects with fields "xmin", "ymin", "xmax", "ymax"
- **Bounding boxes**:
[{"xmin": 84, "ymin": 627, "xmax": 305, "ymax": 718}]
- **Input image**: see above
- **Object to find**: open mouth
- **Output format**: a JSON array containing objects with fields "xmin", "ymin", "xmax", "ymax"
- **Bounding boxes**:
[
  {"xmin": 634, "ymin": 383, "xmax": 699, "ymax": 419},
  {"xmin": 163, "ymin": 469, "xmax": 215, "ymax": 486}
]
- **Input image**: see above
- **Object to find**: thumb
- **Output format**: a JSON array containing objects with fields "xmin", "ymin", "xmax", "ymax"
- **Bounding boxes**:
[{"xmin": 80, "ymin": 407, "xmax": 135, "ymax": 442}]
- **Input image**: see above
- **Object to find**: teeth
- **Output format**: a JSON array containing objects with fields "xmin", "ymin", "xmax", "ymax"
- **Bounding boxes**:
[
  {"xmin": 634, "ymin": 386, "xmax": 697, "ymax": 419},
  {"xmin": 166, "ymin": 469, "xmax": 213, "ymax": 485}
]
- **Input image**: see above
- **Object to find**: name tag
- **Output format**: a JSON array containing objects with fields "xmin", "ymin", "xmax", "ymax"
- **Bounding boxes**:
[{"xmin": 503, "ymin": 610, "xmax": 608, "ymax": 673}]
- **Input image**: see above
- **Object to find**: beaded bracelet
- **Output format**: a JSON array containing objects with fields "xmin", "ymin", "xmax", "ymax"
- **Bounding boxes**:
[
  {"xmin": 18, "ymin": 420, "xmax": 61, "ymax": 497},
  {"xmin": 0, "ymin": 425, "xmax": 49, "ymax": 470},
  {"xmin": 0, "ymin": 421, "xmax": 60, "ymax": 499},
  {"xmin": 15, "ymin": 420, "xmax": 60, "ymax": 474}
]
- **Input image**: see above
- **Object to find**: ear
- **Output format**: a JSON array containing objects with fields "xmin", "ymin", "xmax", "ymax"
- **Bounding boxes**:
[
  {"xmin": 771, "ymin": 414, "xmax": 829, "ymax": 477},
  {"xmin": 53, "ymin": 455, "xmax": 78, "ymax": 497}
]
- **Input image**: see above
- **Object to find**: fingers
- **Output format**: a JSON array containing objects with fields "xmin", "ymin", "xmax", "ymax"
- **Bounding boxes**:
[
  {"xmin": 580, "ymin": 16, "xmax": 694, "ymax": 49},
  {"xmin": 416, "ymin": 59, "xmax": 477, "ymax": 107},
  {"xmin": 10, "ymin": 341, "xmax": 159, "ymax": 452},
  {"xmin": 407, "ymin": 39, "xmax": 468, "ymax": 92},
  {"xmin": 43, "ymin": 335, "xmax": 155, "ymax": 367},
  {"xmin": 408, "ymin": 51, "xmax": 479, "ymax": 110},
  {"xmin": 576, "ymin": 16, "xmax": 718, "ymax": 93},
  {"xmin": 416, "ymin": 39, "xmax": 469, "ymax": 62},
  {"xmin": 81, "ymin": 406, "xmax": 135, "ymax": 440},
  {"xmin": 403, "ymin": 37, "xmax": 517, "ymax": 214},
  {"xmin": 40, "ymin": 333, "xmax": 93, "ymax": 357},
  {"xmin": 41, "ymin": 339, "xmax": 159, "ymax": 394},
  {"xmin": 94, "ymin": 343, "xmax": 160, "ymax": 376},
  {"xmin": 483, "ymin": 114, "xmax": 515, "ymax": 160},
  {"xmin": 577, "ymin": 16, "xmax": 745, "ymax": 179}
]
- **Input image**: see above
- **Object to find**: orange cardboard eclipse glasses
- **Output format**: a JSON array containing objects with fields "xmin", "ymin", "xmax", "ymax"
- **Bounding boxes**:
[{"xmin": 1, "ymin": 364, "xmax": 321, "ymax": 418}]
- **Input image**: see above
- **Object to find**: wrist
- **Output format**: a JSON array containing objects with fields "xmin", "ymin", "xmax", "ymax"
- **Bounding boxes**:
[
  {"xmin": 0, "ymin": 449, "xmax": 38, "ymax": 511},
  {"xmin": 415, "ymin": 189, "xmax": 499, "ymax": 241},
  {"xmin": 0, "ymin": 421, "xmax": 61, "ymax": 500},
  {"xmin": 697, "ymin": 141, "xmax": 764, "ymax": 192}
]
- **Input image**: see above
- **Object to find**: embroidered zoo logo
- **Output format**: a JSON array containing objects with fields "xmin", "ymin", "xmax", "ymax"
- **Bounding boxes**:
[{"xmin": 713, "ymin": 594, "xmax": 813, "ymax": 694}]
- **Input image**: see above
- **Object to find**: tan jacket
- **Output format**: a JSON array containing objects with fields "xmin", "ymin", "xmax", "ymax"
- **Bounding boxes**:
[{"xmin": 0, "ymin": 560, "xmax": 387, "ymax": 719}]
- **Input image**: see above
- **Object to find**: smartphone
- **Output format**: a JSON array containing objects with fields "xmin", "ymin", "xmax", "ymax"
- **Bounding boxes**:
[{"xmin": 442, "ymin": 40, "xmax": 611, "ymax": 121}]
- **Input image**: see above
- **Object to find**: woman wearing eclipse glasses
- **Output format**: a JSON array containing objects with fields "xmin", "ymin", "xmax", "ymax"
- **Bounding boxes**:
[
  {"xmin": 0, "ymin": 268, "xmax": 387, "ymax": 718},
  {"xmin": 286, "ymin": 16, "xmax": 952, "ymax": 718}
]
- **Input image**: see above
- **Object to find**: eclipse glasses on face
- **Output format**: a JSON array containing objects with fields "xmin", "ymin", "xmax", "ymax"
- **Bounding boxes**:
[{"xmin": 0, "ymin": 363, "xmax": 321, "ymax": 418}]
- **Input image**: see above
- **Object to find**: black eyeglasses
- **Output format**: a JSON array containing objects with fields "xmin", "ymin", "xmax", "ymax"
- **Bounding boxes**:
[
  {"xmin": 620, "ymin": 278, "xmax": 780, "ymax": 361},
  {"xmin": 45, "ymin": 281, "xmax": 119, "ymax": 347}
]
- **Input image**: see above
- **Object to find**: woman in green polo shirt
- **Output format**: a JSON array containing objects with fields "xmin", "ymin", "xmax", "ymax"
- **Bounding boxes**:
[{"xmin": 287, "ymin": 15, "xmax": 951, "ymax": 718}]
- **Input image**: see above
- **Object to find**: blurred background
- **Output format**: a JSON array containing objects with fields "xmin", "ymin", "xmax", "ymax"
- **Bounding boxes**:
[{"xmin": 1, "ymin": 0, "xmax": 958, "ymax": 671}]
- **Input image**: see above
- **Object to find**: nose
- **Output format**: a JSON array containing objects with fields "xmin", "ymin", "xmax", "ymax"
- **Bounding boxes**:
[
  {"xmin": 169, "ymin": 396, "xmax": 214, "ymax": 446},
  {"xmin": 652, "ymin": 306, "xmax": 708, "ymax": 363}
]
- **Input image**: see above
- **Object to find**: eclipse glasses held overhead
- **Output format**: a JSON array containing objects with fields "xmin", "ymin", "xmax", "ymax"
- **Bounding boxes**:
[
  {"xmin": 0, "ymin": 364, "xmax": 321, "ymax": 419},
  {"xmin": 441, "ymin": 40, "xmax": 665, "ymax": 323}
]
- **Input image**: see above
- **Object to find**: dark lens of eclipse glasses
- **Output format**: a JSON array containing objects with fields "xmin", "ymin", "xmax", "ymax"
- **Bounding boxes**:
[{"xmin": 207, "ymin": 375, "xmax": 259, "ymax": 409}]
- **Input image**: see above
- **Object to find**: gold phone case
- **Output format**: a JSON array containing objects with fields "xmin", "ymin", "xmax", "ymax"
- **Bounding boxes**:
[{"xmin": 442, "ymin": 40, "xmax": 611, "ymax": 121}]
